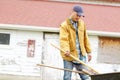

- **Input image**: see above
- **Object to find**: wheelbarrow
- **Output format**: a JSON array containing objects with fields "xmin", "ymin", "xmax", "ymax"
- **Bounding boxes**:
[{"xmin": 91, "ymin": 72, "xmax": 120, "ymax": 80}]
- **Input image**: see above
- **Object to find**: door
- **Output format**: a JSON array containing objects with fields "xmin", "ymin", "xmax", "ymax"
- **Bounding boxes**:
[{"xmin": 42, "ymin": 32, "xmax": 63, "ymax": 80}]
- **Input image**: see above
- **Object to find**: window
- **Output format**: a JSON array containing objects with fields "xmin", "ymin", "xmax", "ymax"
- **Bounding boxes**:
[{"xmin": 0, "ymin": 33, "xmax": 10, "ymax": 45}]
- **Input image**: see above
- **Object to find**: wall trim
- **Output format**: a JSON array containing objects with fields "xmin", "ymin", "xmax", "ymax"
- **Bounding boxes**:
[
  {"xmin": 0, "ymin": 24, "xmax": 59, "ymax": 32},
  {"xmin": 0, "ymin": 24, "xmax": 120, "ymax": 37},
  {"xmin": 88, "ymin": 30, "xmax": 120, "ymax": 38}
]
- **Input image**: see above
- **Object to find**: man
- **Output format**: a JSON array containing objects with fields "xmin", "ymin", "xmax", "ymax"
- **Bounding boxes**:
[{"xmin": 60, "ymin": 5, "xmax": 92, "ymax": 80}]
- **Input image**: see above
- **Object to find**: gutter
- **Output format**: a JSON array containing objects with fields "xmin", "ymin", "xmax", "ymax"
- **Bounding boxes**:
[{"xmin": 0, "ymin": 24, "xmax": 120, "ymax": 38}]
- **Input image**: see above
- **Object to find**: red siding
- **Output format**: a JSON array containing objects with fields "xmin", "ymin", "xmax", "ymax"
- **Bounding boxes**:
[{"xmin": 0, "ymin": 0, "xmax": 120, "ymax": 32}]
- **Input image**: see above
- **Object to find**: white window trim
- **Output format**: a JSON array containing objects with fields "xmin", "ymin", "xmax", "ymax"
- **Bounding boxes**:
[{"xmin": 0, "ymin": 30, "xmax": 16, "ymax": 50}]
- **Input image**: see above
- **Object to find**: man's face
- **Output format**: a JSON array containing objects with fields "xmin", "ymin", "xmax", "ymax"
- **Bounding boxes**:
[{"xmin": 71, "ymin": 11, "xmax": 81, "ymax": 22}]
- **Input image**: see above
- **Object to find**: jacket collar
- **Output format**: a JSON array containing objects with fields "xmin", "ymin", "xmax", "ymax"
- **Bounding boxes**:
[{"xmin": 66, "ymin": 18, "xmax": 81, "ymax": 30}]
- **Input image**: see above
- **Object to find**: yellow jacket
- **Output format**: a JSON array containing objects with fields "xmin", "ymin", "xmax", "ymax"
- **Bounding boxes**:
[{"xmin": 60, "ymin": 19, "xmax": 91, "ymax": 61}]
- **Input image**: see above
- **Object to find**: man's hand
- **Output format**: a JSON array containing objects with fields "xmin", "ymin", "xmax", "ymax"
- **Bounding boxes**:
[
  {"xmin": 87, "ymin": 53, "xmax": 92, "ymax": 62},
  {"xmin": 65, "ymin": 50, "xmax": 70, "ymax": 57}
]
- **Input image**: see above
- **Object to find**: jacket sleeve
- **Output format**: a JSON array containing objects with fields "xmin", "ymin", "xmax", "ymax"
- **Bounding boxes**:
[
  {"xmin": 84, "ymin": 25, "xmax": 92, "ymax": 53},
  {"xmin": 60, "ymin": 24, "xmax": 70, "ymax": 56}
]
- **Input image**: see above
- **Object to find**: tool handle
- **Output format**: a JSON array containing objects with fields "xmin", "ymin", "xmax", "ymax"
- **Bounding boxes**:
[
  {"xmin": 51, "ymin": 43, "xmax": 99, "ymax": 74},
  {"xmin": 37, "ymin": 64, "xmax": 90, "ymax": 75}
]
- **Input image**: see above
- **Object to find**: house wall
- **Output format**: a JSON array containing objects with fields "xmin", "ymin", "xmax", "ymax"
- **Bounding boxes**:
[
  {"xmin": 0, "ymin": 29, "xmax": 43, "ymax": 80},
  {"xmin": 0, "ymin": 25, "xmax": 120, "ymax": 80}
]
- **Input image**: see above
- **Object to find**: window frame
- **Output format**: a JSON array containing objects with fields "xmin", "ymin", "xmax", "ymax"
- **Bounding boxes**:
[{"xmin": 0, "ymin": 30, "xmax": 16, "ymax": 49}]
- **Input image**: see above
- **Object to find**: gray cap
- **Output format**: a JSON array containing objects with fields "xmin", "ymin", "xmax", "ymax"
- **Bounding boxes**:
[{"xmin": 73, "ymin": 5, "xmax": 84, "ymax": 17}]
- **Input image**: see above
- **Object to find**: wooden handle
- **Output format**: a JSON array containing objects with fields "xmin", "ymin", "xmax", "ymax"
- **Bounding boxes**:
[
  {"xmin": 37, "ymin": 64, "xmax": 90, "ymax": 75},
  {"xmin": 51, "ymin": 43, "xmax": 99, "ymax": 74}
]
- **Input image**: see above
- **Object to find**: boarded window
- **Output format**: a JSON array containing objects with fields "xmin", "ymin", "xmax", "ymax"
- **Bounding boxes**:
[
  {"xmin": 0, "ymin": 33, "xmax": 10, "ymax": 45},
  {"xmin": 98, "ymin": 37, "xmax": 120, "ymax": 64}
]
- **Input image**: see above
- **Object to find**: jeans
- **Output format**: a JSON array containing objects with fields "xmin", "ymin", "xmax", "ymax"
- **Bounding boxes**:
[{"xmin": 63, "ymin": 60, "xmax": 91, "ymax": 80}]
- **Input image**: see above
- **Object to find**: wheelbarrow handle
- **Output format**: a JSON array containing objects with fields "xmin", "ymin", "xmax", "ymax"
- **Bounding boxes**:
[
  {"xmin": 36, "ymin": 64, "xmax": 90, "ymax": 75},
  {"xmin": 51, "ymin": 43, "xmax": 99, "ymax": 74}
]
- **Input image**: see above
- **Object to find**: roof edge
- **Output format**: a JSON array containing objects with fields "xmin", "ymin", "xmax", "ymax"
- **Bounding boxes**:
[
  {"xmin": 0, "ymin": 24, "xmax": 120, "ymax": 37},
  {"xmin": 29, "ymin": 0, "xmax": 120, "ymax": 7},
  {"xmin": 43, "ymin": 0, "xmax": 120, "ymax": 7}
]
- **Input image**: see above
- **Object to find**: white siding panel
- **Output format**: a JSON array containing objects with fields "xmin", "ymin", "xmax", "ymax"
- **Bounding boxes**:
[
  {"xmin": 0, "ymin": 28, "xmax": 120, "ymax": 79},
  {"xmin": 0, "ymin": 30, "xmax": 43, "ymax": 76},
  {"xmin": 89, "ymin": 35, "xmax": 99, "ymax": 64},
  {"xmin": 15, "ymin": 31, "xmax": 43, "ymax": 75},
  {"xmin": 42, "ymin": 33, "xmax": 63, "ymax": 80}
]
